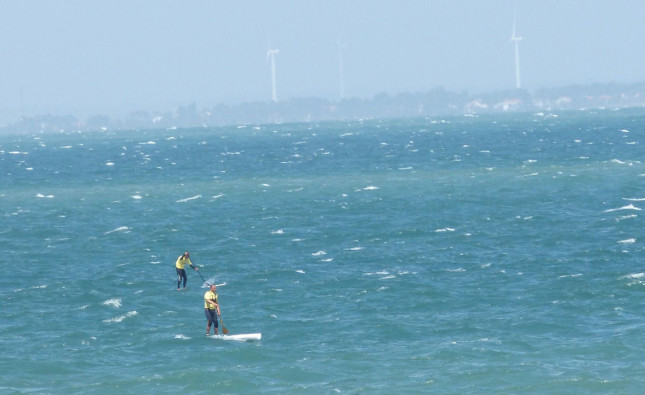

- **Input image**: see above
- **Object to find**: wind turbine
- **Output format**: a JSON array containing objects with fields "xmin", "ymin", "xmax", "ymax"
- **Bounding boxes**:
[
  {"xmin": 337, "ymin": 37, "xmax": 346, "ymax": 100},
  {"xmin": 266, "ymin": 45, "xmax": 279, "ymax": 102},
  {"xmin": 511, "ymin": 13, "xmax": 522, "ymax": 89}
]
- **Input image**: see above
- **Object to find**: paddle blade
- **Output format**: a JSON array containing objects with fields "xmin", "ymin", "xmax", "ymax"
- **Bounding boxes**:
[{"xmin": 222, "ymin": 325, "xmax": 229, "ymax": 334}]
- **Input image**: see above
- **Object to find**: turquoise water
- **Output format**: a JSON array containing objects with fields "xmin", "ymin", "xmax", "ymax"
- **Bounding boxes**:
[{"xmin": 1, "ymin": 110, "xmax": 645, "ymax": 393}]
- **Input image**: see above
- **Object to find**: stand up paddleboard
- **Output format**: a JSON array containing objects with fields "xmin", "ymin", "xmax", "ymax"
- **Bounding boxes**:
[{"xmin": 212, "ymin": 333, "xmax": 261, "ymax": 342}]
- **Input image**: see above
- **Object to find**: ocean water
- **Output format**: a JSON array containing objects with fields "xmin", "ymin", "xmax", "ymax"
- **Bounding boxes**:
[{"xmin": 1, "ymin": 110, "xmax": 645, "ymax": 393}]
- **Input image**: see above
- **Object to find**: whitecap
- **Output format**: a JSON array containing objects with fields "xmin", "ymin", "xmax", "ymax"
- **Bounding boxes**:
[
  {"xmin": 212, "ymin": 193, "xmax": 224, "ymax": 199},
  {"xmin": 435, "ymin": 227, "xmax": 455, "ymax": 232},
  {"xmin": 36, "ymin": 193, "xmax": 55, "ymax": 198},
  {"xmin": 174, "ymin": 334, "xmax": 190, "ymax": 340},
  {"xmin": 295, "ymin": 269, "xmax": 305, "ymax": 274},
  {"xmin": 103, "ymin": 311, "xmax": 137, "ymax": 323},
  {"xmin": 618, "ymin": 238, "xmax": 636, "ymax": 244},
  {"xmin": 312, "ymin": 250, "xmax": 327, "ymax": 256},
  {"xmin": 345, "ymin": 246, "xmax": 364, "ymax": 251},
  {"xmin": 176, "ymin": 195, "xmax": 201, "ymax": 203},
  {"xmin": 103, "ymin": 298, "xmax": 122, "ymax": 308},
  {"xmin": 620, "ymin": 129, "xmax": 630, "ymax": 133},
  {"xmin": 604, "ymin": 204, "xmax": 641, "ymax": 213},
  {"xmin": 558, "ymin": 273, "xmax": 583, "ymax": 279},
  {"xmin": 320, "ymin": 258, "xmax": 334, "ymax": 262},
  {"xmin": 104, "ymin": 226, "xmax": 130, "ymax": 234},
  {"xmin": 271, "ymin": 229, "xmax": 284, "ymax": 235},
  {"xmin": 362, "ymin": 186, "xmax": 379, "ymax": 190},
  {"xmin": 105, "ymin": 161, "xmax": 115, "ymax": 166},
  {"xmin": 131, "ymin": 195, "xmax": 143, "ymax": 200}
]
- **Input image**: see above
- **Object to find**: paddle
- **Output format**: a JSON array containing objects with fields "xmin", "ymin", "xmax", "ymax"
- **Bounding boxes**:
[
  {"xmin": 219, "ymin": 313, "xmax": 229, "ymax": 334},
  {"xmin": 195, "ymin": 268, "xmax": 211, "ymax": 286}
]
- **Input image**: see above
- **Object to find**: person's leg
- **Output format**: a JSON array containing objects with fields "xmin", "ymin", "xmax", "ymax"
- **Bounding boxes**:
[
  {"xmin": 205, "ymin": 309, "xmax": 214, "ymax": 335},
  {"xmin": 177, "ymin": 268, "xmax": 182, "ymax": 290}
]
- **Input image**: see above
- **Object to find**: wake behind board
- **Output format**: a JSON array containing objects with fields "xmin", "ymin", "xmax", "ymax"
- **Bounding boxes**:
[{"xmin": 212, "ymin": 333, "xmax": 261, "ymax": 342}]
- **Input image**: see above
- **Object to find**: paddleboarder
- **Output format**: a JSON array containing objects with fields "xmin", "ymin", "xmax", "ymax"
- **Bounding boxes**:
[
  {"xmin": 204, "ymin": 284, "xmax": 221, "ymax": 335},
  {"xmin": 176, "ymin": 251, "xmax": 198, "ymax": 290}
]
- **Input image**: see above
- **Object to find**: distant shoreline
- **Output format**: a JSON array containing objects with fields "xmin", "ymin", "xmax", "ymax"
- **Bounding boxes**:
[{"xmin": 2, "ymin": 81, "xmax": 644, "ymax": 135}]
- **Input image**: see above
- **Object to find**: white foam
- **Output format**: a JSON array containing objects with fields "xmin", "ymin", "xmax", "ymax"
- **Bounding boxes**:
[
  {"xmin": 435, "ymin": 227, "xmax": 455, "ymax": 232},
  {"xmin": 618, "ymin": 238, "xmax": 636, "ymax": 244},
  {"xmin": 104, "ymin": 226, "xmax": 130, "ymax": 234},
  {"xmin": 176, "ymin": 195, "xmax": 201, "ymax": 203},
  {"xmin": 131, "ymin": 195, "xmax": 143, "ymax": 200},
  {"xmin": 36, "ymin": 193, "xmax": 55, "ymax": 198},
  {"xmin": 558, "ymin": 273, "xmax": 583, "ymax": 279},
  {"xmin": 295, "ymin": 269, "xmax": 305, "ymax": 274},
  {"xmin": 174, "ymin": 334, "xmax": 190, "ymax": 340},
  {"xmin": 103, "ymin": 298, "xmax": 122, "ymax": 308},
  {"xmin": 271, "ymin": 229, "xmax": 284, "ymax": 235},
  {"xmin": 604, "ymin": 204, "xmax": 641, "ymax": 213},
  {"xmin": 312, "ymin": 250, "xmax": 327, "ymax": 256},
  {"xmin": 103, "ymin": 311, "xmax": 137, "ymax": 323}
]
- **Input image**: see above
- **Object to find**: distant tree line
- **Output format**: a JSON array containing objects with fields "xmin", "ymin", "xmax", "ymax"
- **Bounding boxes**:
[{"xmin": 2, "ymin": 82, "xmax": 645, "ymax": 134}]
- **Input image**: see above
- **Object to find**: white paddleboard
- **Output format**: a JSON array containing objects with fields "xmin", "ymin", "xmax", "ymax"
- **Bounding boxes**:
[{"xmin": 212, "ymin": 333, "xmax": 261, "ymax": 341}]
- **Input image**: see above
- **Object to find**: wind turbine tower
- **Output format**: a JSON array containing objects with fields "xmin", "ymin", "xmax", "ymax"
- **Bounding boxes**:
[
  {"xmin": 267, "ymin": 46, "xmax": 279, "ymax": 102},
  {"xmin": 337, "ymin": 38, "xmax": 346, "ymax": 100},
  {"xmin": 511, "ymin": 16, "xmax": 522, "ymax": 89}
]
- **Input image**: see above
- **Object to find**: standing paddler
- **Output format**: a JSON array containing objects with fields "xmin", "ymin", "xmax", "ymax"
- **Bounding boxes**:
[
  {"xmin": 175, "ymin": 251, "xmax": 198, "ymax": 290},
  {"xmin": 204, "ymin": 284, "xmax": 221, "ymax": 335}
]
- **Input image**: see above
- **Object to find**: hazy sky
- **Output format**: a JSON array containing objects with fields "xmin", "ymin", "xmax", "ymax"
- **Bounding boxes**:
[{"xmin": 1, "ymin": 0, "xmax": 644, "ymax": 120}]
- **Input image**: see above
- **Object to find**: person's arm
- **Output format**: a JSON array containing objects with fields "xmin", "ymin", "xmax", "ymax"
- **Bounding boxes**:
[{"xmin": 188, "ymin": 258, "xmax": 198, "ymax": 270}]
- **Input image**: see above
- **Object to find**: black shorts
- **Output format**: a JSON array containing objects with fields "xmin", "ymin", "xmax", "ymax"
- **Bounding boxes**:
[{"xmin": 204, "ymin": 308, "xmax": 218, "ymax": 327}]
